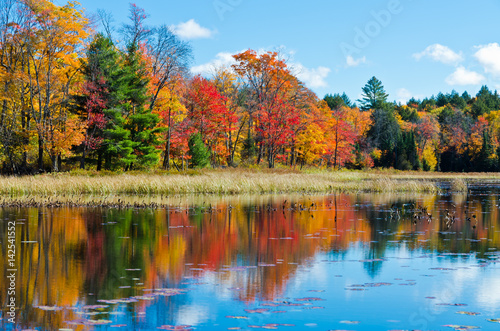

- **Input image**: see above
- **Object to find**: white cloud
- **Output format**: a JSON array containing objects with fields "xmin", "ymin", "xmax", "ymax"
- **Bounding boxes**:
[
  {"xmin": 474, "ymin": 43, "xmax": 500, "ymax": 76},
  {"xmin": 293, "ymin": 63, "xmax": 331, "ymax": 88},
  {"xmin": 445, "ymin": 66, "xmax": 485, "ymax": 86},
  {"xmin": 396, "ymin": 88, "xmax": 412, "ymax": 104},
  {"xmin": 191, "ymin": 48, "xmax": 271, "ymax": 75},
  {"xmin": 191, "ymin": 52, "xmax": 237, "ymax": 75},
  {"xmin": 192, "ymin": 50, "xmax": 331, "ymax": 89},
  {"xmin": 413, "ymin": 44, "xmax": 463, "ymax": 65},
  {"xmin": 346, "ymin": 55, "xmax": 366, "ymax": 67},
  {"xmin": 477, "ymin": 277, "xmax": 500, "ymax": 313},
  {"xmin": 176, "ymin": 305, "xmax": 208, "ymax": 326},
  {"xmin": 171, "ymin": 19, "xmax": 215, "ymax": 39}
]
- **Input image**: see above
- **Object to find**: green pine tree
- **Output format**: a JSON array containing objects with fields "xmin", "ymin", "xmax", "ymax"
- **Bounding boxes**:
[
  {"xmin": 102, "ymin": 108, "xmax": 136, "ymax": 170},
  {"xmin": 241, "ymin": 131, "xmax": 257, "ymax": 163},
  {"xmin": 121, "ymin": 43, "xmax": 164, "ymax": 169},
  {"xmin": 476, "ymin": 130, "xmax": 494, "ymax": 172},
  {"xmin": 77, "ymin": 33, "xmax": 137, "ymax": 171},
  {"xmin": 358, "ymin": 76, "xmax": 389, "ymax": 111},
  {"xmin": 188, "ymin": 133, "xmax": 210, "ymax": 168}
]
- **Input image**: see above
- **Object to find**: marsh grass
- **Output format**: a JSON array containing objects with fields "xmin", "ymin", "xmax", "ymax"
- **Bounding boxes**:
[
  {"xmin": 0, "ymin": 168, "xmax": 469, "ymax": 198},
  {"xmin": 450, "ymin": 178, "xmax": 469, "ymax": 192}
]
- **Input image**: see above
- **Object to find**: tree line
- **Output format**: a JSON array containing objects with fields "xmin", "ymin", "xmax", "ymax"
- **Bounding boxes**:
[{"xmin": 0, "ymin": 0, "xmax": 499, "ymax": 174}]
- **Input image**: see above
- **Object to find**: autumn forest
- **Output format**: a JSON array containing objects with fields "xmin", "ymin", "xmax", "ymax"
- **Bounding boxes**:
[{"xmin": 2, "ymin": 0, "xmax": 500, "ymax": 174}]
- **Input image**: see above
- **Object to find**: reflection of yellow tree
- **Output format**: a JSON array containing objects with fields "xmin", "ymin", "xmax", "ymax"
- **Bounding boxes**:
[{"xmin": 0, "ymin": 208, "xmax": 87, "ymax": 330}]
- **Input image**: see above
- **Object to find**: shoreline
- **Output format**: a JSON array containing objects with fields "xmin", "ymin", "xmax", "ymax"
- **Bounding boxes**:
[{"xmin": 0, "ymin": 170, "xmax": 497, "ymax": 201}]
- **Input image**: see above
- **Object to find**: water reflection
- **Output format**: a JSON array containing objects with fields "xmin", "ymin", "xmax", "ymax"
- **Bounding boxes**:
[{"xmin": 1, "ymin": 191, "xmax": 499, "ymax": 330}]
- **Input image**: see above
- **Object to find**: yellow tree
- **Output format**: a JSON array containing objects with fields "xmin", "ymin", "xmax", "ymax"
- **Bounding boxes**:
[
  {"xmin": 145, "ymin": 25, "xmax": 192, "ymax": 169},
  {"xmin": 416, "ymin": 112, "xmax": 440, "ymax": 170},
  {"xmin": 293, "ymin": 93, "xmax": 329, "ymax": 167},
  {"xmin": 21, "ymin": 0, "xmax": 91, "ymax": 171}
]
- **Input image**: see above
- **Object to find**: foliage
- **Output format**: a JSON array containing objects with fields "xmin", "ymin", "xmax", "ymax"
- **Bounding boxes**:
[
  {"xmin": 358, "ymin": 76, "xmax": 388, "ymax": 111},
  {"xmin": 188, "ymin": 133, "xmax": 210, "ymax": 168},
  {"xmin": 1, "ymin": 4, "xmax": 500, "ymax": 174}
]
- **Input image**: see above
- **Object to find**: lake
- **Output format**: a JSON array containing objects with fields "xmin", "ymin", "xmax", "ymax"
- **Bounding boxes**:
[{"xmin": 1, "ymin": 185, "xmax": 500, "ymax": 330}]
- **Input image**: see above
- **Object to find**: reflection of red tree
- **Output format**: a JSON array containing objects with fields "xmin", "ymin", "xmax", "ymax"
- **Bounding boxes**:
[
  {"xmin": 140, "ymin": 195, "xmax": 372, "ymax": 303},
  {"xmin": 84, "ymin": 211, "xmax": 108, "ymax": 286}
]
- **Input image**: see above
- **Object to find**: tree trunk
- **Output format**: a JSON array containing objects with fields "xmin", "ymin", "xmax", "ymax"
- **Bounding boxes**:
[
  {"xmin": 163, "ymin": 107, "xmax": 172, "ymax": 170},
  {"xmin": 333, "ymin": 120, "xmax": 338, "ymax": 169},
  {"xmin": 257, "ymin": 143, "xmax": 263, "ymax": 165},
  {"xmin": 51, "ymin": 154, "xmax": 58, "ymax": 172},
  {"xmin": 97, "ymin": 152, "xmax": 103, "ymax": 171},
  {"xmin": 38, "ymin": 137, "xmax": 44, "ymax": 172},
  {"xmin": 268, "ymin": 145, "xmax": 274, "ymax": 168},
  {"xmin": 80, "ymin": 148, "xmax": 86, "ymax": 169}
]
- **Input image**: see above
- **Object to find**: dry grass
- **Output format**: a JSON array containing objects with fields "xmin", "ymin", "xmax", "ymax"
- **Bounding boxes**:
[{"xmin": 0, "ymin": 169, "xmax": 457, "ymax": 197}]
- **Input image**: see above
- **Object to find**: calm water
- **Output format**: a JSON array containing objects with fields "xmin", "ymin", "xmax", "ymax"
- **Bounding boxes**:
[{"xmin": 1, "ymin": 188, "xmax": 500, "ymax": 331}]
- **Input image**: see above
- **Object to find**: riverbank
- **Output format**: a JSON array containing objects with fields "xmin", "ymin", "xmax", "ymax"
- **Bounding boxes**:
[{"xmin": 0, "ymin": 169, "xmax": 497, "ymax": 198}]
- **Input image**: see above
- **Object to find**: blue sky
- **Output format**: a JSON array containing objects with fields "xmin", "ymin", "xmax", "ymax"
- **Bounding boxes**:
[{"xmin": 72, "ymin": 0, "xmax": 500, "ymax": 104}]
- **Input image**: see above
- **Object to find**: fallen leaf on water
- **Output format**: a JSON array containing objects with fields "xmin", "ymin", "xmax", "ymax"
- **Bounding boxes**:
[
  {"xmin": 157, "ymin": 325, "xmax": 193, "ymax": 330},
  {"xmin": 35, "ymin": 306, "xmax": 62, "ymax": 311},
  {"xmin": 245, "ymin": 309, "xmax": 270, "ymax": 314},
  {"xmin": 295, "ymin": 297, "xmax": 324, "ymax": 302},
  {"xmin": 84, "ymin": 319, "xmax": 112, "ymax": 325},
  {"xmin": 456, "ymin": 311, "xmax": 481, "ymax": 316},
  {"xmin": 443, "ymin": 325, "xmax": 480, "ymax": 330},
  {"xmin": 437, "ymin": 303, "xmax": 468, "ymax": 306},
  {"xmin": 82, "ymin": 305, "xmax": 109, "ymax": 310}
]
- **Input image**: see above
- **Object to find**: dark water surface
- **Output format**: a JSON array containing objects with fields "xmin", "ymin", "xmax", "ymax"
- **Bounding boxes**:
[{"xmin": 1, "ymin": 188, "xmax": 500, "ymax": 330}]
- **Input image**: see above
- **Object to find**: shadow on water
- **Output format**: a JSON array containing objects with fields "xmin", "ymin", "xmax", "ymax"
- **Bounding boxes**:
[{"xmin": 0, "ymin": 187, "xmax": 499, "ymax": 330}]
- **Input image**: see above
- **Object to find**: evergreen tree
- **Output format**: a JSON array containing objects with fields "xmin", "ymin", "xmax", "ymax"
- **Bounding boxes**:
[
  {"xmin": 436, "ymin": 92, "xmax": 448, "ymax": 107},
  {"xmin": 471, "ymin": 98, "xmax": 489, "ymax": 118},
  {"xmin": 449, "ymin": 90, "xmax": 466, "ymax": 109},
  {"xmin": 368, "ymin": 104, "xmax": 401, "ymax": 167},
  {"xmin": 121, "ymin": 43, "xmax": 164, "ymax": 169},
  {"xmin": 324, "ymin": 93, "xmax": 345, "ymax": 110},
  {"xmin": 241, "ymin": 131, "xmax": 257, "ymax": 163},
  {"xmin": 407, "ymin": 97, "xmax": 420, "ymax": 107},
  {"xmin": 461, "ymin": 91, "xmax": 472, "ymax": 104},
  {"xmin": 102, "ymin": 108, "xmax": 136, "ymax": 170},
  {"xmin": 76, "ymin": 33, "xmax": 136, "ymax": 171},
  {"xmin": 358, "ymin": 76, "xmax": 388, "ymax": 111},
  {"xmin": 341, "ymin": 92, "xmax": 353, "ymax": 108},
  {"xmin": 395, "ymin": 130, "xmax": 419, "ymax": 170},
  {"xmin": 419, "ymin": 97, "xmax": 436, "ymax": 111},
  {"xmin": 476, "ymin": 130, "xmax": 494, "ymax": 171},
  {"xmin": 188, "ymin": 133, "xmax": 210, "ymax": 168}
]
